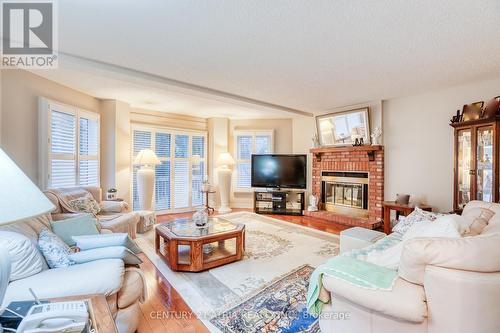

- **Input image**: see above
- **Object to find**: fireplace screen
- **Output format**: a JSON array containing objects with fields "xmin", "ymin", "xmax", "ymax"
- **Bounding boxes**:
[
  {"xmin": 321, "ymin": 171, "xmax": 369, "ymax": 216},
  {"xmin": 325, "ymin": 182, "xmax": 364, "ymax": 208}
]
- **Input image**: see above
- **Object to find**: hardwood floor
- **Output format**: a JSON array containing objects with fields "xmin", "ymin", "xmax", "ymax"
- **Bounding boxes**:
[{"xmin": 137, "ymin": 209, "xmax": 348, "ymax": 333}]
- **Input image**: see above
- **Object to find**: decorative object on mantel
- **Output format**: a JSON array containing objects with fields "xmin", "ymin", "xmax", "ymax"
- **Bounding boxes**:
[
  {"xmin": 311, "ymin": 133, "xmax": 320, "ymax": 148},
  {"xmin": 352, "ymin": 137, "xmax": 364, "ymax": 146},
  {"xmin": 450, "ymin": 96, "xmax": 500, "ymax": 124},
  {"xmin": 315, "ymin": 107, "xmax": 370, "ymax": 147},
  {"xmin": 307, "ymin": 194, "xmax": 319, "ymax": 212},
  {"xmin": 371, "ymin": 126, "xmax": 382, "ymax": 145}
]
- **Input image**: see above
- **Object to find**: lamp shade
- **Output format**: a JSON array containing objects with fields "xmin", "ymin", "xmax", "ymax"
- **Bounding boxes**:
[
  {"xmin": 0, "ymin": 149, "xmax": 55, "ymax": 225},
  {"xmin": 133, "ymin": 149, "xmax": 161, "ymax": 166},
  {"xmin": 216, "ymin": 152, "xmax": 235, "ymax": 167}
]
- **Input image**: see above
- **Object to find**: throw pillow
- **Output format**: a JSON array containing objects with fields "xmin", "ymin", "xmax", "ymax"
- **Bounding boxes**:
[
  {"xmin": 67, "ymin": 193, "xmax": 101, "ymax": 216},
  {"xmin": 402, "ymin": 214, "xmax": 463, "ymax": 242},
  {"xmin": 72, "ymin": 233, "xmax": 142, "ymax": 254},
  {"xmin": 69, "ymin": 246, "xmax": 143, "ymax": 265},
  {"xmin": 0, "ymin": 231, "xmax": 45, "ymax": 281},
  {"xmin": 37, "ymin": 228, "xmax": 74, "ymax": 269},
  {"xmin": 50, "ymin": 214, "xmax": 100, "ymax": 246},
  {"xmin": 462, "ymin": 207, "xmax": 495, "ymax": 236},
  {"xmin": 392, "ymin": 207, "xmax": 444, "ymax": 235}
]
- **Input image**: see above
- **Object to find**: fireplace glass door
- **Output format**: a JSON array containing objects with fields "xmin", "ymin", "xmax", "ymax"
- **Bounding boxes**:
[{"xmin": 326, "ymin": 182, "xmax": 364, "ymax": 209}]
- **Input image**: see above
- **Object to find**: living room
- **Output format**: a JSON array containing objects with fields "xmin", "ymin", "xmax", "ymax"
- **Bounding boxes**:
[{"xmin": 1, "ymin": 1, "xmax": 500, "ymax": 333}]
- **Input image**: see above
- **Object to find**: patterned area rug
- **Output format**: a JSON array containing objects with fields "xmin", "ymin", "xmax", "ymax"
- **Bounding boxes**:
[
  {"xmin": 210, "ymin": 265, "xmax": 319, "ymax": 333},
  {"xmin": 136, "ymin": 212, "xmax": 339, "ymax": 332}
]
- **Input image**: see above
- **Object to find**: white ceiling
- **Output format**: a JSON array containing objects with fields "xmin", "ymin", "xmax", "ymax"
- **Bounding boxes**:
[{"xmin": 33, "ymin": 0, "xmax": 500, "ymax": 118}]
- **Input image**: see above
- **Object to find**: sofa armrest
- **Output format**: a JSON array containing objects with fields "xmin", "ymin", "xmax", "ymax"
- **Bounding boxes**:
[
  {"xmin": 399, "ymin": 234, "xmax": 500, "ymax": 285},
  {"xmin": 322, "ymin": 274, "xmax": 426, "ymax": 323},
  {"xmin": 424, "ymin": 266, "xmax": 500, "ymax": 333},
  {"xmin": 3, "ymin": 259, "xmax": 125, "ymax": 307},
  {"xmin": 100, "ymin": 201, "xmax": 130, "ymax": 214}
]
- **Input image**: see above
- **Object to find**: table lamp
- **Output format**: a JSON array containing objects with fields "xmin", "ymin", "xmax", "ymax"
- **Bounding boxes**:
[
  {"xmin": 216, "ymin": 152, "xmax": 235, "ymax": 214},
  {"xmin": 133, "ymin": 149, "xmax": 161, "ymax": 211},
  {"xmin": 0, "ymin": 148, "xmax": 55, "ymax": 323}
]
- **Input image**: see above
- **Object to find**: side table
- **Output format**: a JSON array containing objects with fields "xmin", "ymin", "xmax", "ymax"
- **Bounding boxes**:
[
  {"xmin": 201, "ymin": 189, "xmax": 216, "ymax": 215},
  {"xmin": 382, "ymin": 201, "xmax": 432, "ymax": 234}
]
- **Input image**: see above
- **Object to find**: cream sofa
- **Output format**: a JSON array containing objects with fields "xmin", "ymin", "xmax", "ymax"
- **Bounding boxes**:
[
  {"xmin": 319, "ymin": 200, "xmax": 500, "ymax": 333},
  {"xmin": 44, "ymin": 186, "xmax": 140, "ymax": 239},
  {"xmin": 1, "ymin": 214, "xmax": 146, "ymax": 333}
]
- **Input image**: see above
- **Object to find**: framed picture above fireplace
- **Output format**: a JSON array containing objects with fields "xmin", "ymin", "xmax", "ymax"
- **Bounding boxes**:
[{"xmin": 316, "ymin": 107, "xmax": 370, "ymax": 146}]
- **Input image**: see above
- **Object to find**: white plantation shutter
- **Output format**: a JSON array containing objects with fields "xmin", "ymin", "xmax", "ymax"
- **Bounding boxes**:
[
  {"xmin": 191, "ymin": 136, "xmax": 205, "ymax": 206},
  {"xmin": 174, "ymin": 135, "xmax": 189, "ymax": 209},
  {"xmin": 132, "ymin": 130, "xmax": 152, "ymax": 210},
  {"xmin": 235, "ymin": 131, "xmax": 274, "ymax": 189},
  {"xmin": 155, "ymin": 132, "xmax": 171, "ymax": 211},
  {"xmin": 42, "ymin": 100, "xmax": 100, "ymax": 189},
  {"xmin": 50, "ymin": 110, "xmax": 76, "ymax": 188},
  {"xmin": 79, "ymin": 115, "xmax": 99, "ymax": 186},
  {"xmin": 132, "ymin": 127, "xmax": 206, "ymax": 212}
]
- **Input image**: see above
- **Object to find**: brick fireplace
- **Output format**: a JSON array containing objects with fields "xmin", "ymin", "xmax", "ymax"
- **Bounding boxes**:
[{"xmin": 305, "ymin": 145, "xmax": 384, "ymax": 229}]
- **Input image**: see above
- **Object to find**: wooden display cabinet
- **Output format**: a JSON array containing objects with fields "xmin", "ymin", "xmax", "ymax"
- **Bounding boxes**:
[{"xmin": 451, "ymin": 119, "xmax": 498, "ymax": 212}]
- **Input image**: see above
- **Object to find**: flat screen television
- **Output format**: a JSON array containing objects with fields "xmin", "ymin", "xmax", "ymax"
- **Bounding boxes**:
[{"xmin": 251, "ymin": 154, "xmax": 307, "ymax": 189}]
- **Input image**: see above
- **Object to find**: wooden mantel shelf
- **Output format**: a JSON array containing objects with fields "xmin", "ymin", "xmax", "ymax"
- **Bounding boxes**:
[{"xmin": 310, "ymin": 145, "xmax": 383, "ymax": 161}]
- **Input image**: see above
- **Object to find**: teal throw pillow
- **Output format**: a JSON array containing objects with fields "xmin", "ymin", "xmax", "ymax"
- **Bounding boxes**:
[{"xmin": 50, "ymin": 214, "xmax": 100, "ymax": 246}]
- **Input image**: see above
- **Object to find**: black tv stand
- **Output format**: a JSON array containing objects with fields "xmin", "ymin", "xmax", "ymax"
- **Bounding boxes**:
[{"xmin": 253, "ymin": 190, "xmax": 305, "ymax": 216}]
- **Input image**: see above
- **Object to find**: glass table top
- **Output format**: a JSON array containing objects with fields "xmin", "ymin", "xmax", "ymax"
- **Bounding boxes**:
[{"xmin": 158, "ymin": 217, "xmax": 240, "ymax": 238}]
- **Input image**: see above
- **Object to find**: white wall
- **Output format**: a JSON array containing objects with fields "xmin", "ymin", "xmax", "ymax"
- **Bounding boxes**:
[
  {"xmin": 384, "ymin": 76, "xmax": 500, "ymax": 212},
  {"xmin": 100, "ymin": 100, "xmax": 131, "ymax": 202}
]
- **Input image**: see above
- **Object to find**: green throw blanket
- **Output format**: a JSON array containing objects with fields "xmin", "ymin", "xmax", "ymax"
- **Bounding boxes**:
[{"xmin": 306, "ymin": 256, "xmax": 398, "ymax": 316}]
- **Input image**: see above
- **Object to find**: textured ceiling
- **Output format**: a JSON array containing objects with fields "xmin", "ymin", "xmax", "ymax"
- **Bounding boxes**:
[{"xmin": 33, "ymin": 0, "xmax": 500, "ymax": 118}]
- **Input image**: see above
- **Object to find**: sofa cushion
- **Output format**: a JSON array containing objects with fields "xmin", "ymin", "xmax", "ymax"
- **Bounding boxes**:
[
  {"xmin": 392, "ymin": 207, "xmax": 443, "ymax": 235},
  {"xmin": 38, "ymin": 229, "xmax": 74, "ymax": 268},
  {"xmin": 0, "ymin": 231, "xmax": 45, "ymax": 281},
  {"xmin": 323, "ymin": 274, "xmax": 427, "ymax": 323},
  {"xmin": 462, "ymin": 207, "xmax": 494, "ymax": 236},
  {"xmin": 3, "ymin": 259, "xmax": 125, "ymax": 308},
  {"xmin": 68, "ymin": 193, "xmax": 101, "ymax": 216},
  {"xmin": 50, "ymin": 214, "xmax": 100, "ymax": 246},
  {"xmin": 69, "ymin": 246, "xmax": 142, "ymax": 265}
]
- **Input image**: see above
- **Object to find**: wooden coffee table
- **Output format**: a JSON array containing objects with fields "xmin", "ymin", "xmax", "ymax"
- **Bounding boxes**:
[{"xmin": 155, "ymin": 217, "xmax": 245, "ymax": 272}]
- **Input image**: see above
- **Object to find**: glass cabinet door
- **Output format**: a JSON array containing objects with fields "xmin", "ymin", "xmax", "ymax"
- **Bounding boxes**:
[
  {"xmin": 457, "ymin": 129, "xmax": 472, "ymax": 209},
  {"xmin": 476, "ymin": 126, "xmax": 493, "ymax": 202}
]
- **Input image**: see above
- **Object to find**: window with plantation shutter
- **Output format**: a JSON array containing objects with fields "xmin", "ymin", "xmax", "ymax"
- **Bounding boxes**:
[
  {"xmin": 234, "ymin": 130, "xmax": 274, "ymax": 190},
  {"xmin": 132, "ymin": 130, "xmax": 152, "ymax": 210},
  {"xmin": 131, "ymin": 126, "xmax": 207, "ymax": 212},
  {"xmin": 39, "ymin": 98, "xmax": 100, "ymax": 190},
  {"xmin": 79, "ymin": 114, "xmax": 99, "ymax": 186},
  {"xmin": 191, "ymin": 136, "xmax": 205, "ymax": 206}
]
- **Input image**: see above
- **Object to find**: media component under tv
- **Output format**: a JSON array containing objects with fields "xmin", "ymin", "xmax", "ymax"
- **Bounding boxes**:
[{"xmin": 251, "ymin": 154, "xmax": 307, "ymax": 189}]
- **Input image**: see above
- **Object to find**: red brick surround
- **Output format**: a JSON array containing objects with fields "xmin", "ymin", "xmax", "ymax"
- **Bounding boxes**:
[{"xmin": 305, "ymin": 146, "xmax": 384, "ymax": 229}]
